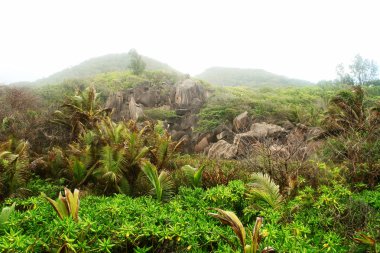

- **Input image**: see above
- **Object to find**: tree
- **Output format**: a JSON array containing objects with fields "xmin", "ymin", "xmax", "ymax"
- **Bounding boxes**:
[
  {"xmin": 336, "ymin": 63, "xmax": 354, "ymax": 85},
  {"xmin": 128, "ymin": 49, "xmax": 146, "ymax": 75},
  {"xmin": 349, "ymin": 54, "xmax": 378, "ymax": 85},
  {"xmin": 336, "ymin": 54, "xmax": 378, "ymax": 85}
]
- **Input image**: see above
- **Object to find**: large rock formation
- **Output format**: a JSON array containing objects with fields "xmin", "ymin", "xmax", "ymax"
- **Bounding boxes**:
[
  {"xmin": 129, "ymin": 97, "xmax": 144, "ymax": 121},
  {"xmin": 250, "ymin": 122, "xmax": 286, "ymax": 139},
  {"xmin": 208, "ymin": 140, "xmax": 238, "ymax": 159},
  {"xmin": 233, "ymin": 111, "xmax": 250, "ymax": 132},
  {"xmin": 175, "ymin": 79, "xmax": 206, "ymax": 108},
  {"xmin": 194, "ymin": 135, "xmax": 210, "ymax": 153},
  {"xmin": 233, "ymin": 131, "xmax": 258, "ymax": 156},
  {"xmin": 106, "ymin": 91, "xmax": 130, "ymax": 120}
]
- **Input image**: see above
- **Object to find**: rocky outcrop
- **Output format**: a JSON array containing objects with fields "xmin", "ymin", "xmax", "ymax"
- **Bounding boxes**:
[
  {"xmin": 250, "ymin": 122, "xmax": 286, "ymax": 139},
  {"xmin": 194, "ymin": 135, "xmax": 210, "ymax": 153},
  {"xmin": 106, "ymin": 91, "xmax": 129, "ymax": 120},
  {"xmin": 233, "ymin": 131, "xmax": 258, "ymax": 156},
  {"xmin": 233, "ymin": 111, "xmax": 250, "ymax": 132},
  {"xmin": 175, "ymin": 79, "xmax": 206, "ymax": 108},
  {"xmin": 208, "ymin": 140, "xmax": 238, "ymax": 159},
  {"xmin": 217, "ymin": 130, "xmax": 234, "ymax": 141},
  {"xmin": 306, "ymin": 127, "xmax": 325, "ymax": 140},
  {"xmin": 129, "ymin": 97, "xmax": 144, "ymax": 121}
]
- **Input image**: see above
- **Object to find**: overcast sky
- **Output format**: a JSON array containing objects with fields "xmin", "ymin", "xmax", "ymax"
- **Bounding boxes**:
[{"xmin": 1, "ymin": 0, "xmax": 379, "ymax": 84}]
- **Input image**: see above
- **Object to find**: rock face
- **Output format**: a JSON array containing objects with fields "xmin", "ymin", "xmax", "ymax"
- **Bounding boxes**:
[
  {"xmin": 194, "ymin": 135, "xmax": 210, "ymax": 153},
  {"xmin": 129, "ymin": 97, "xmax": 144, "ymax": 121},
  {"xmin": 217, "ymin": 130, "xmax": 234, "ymax": 141},
  {"xmin": 106, "ymin": 91, "xmax": 130, "ymax": 120},
  {"xmin": 233, "ymin": 111, "xmax": 250, "ymax": 132},
  {"xmin": 175, "ymin": 79, "xmax": 206, "ymax": 108},
  {"xmin": 250, "ymin": 122, "xmax": 286, "ymax": 139},
  {"xmin": 208, "ymin": 140, "xmax": 238, "ymax": 159},
  {"xmin": 233, "ymin": 131, "xmax": 258, "ymax": 156}
]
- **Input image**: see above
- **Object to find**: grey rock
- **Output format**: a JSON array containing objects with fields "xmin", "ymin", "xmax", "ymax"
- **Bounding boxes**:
[
  {"xmin": 129, "ymin": 97, "xmax": 144, "ymax": 121},
  {"xmin": 233, "ymin": 111, "xmax": 250, "ymax": 132},
  {"xmin": 250, "ymin": 122, "xmax": 286, "ymax": 139},
  {"xmin": 175, "ymin": 79, "xmax": 206, "ymax": 107},
  {"xmin": 208, "ymin": 140, "xmax": 238, "ymax": 159},
  {"xmin": 194, "ymin": 136, "xmax": 210, "ymax": 153}
]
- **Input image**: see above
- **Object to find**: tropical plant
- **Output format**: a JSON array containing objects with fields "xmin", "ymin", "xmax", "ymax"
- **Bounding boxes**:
[
  {"xmin": 120, "ymin": 121, "xmax": 150, "ymax": 190},
  {"xmin": 181, "ymin": 164, "xmax": 206, "ymax": 188},
  {"xmin": 141, "ymin": 160, "xmax": 173, "ymax": 202},
  {"xmin": 149, "ymin": 121, "xmax": 182, "ymax": 171},
  {"xmin": 323, "ymin": 86, "xmax": 365, "ymax": 133},
  {"xmin": 95, "ymin": 145, "xmax": 129, "ymax": 194},
  {"xmin": 209, "ymin": 208, "xmax": 274, "ymax": 253},
  {"xmin": 322, "ymin": 87, "xmax": 380, "ymax": 187},
  {"xmin": 245, "ymin": 173, "xmax": 282, "ymax": 211},
  {"xmin": 0, "ymin": 203, "xmax": 15, "ymax": 227},
  {"xmin": 51, "ymin": 86, "xmax": 111, "ymax": 140},
  {"xmin": 0, "ymin": 139, "xmax": 31, "ymax": 200},
  {"xmin": 353, "ymin": 232, "xmax": 377, "ymax": 253},
  {"xmin": 44, "ymin": 188, "xmax": 80, "ymax": 222}
]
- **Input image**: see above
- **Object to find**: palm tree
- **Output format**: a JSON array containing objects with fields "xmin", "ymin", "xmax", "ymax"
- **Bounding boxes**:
[
  {"xmin": 95, "ymin": 145, "xmax": 129, "ymax": 194},
  {"xmin": 52, "ymin": 86, "xmax": 111, "ymax": 140},
  {"xmin": 150, "ymin": 121, "xmax": 182, "ymax": 171},
  {"xmin": 323, "ymin": 86, "xmax": 365, "ymax": 133}
]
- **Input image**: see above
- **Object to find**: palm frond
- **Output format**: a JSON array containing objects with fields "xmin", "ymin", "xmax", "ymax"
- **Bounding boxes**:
[
  {"xmin": 141, "ymin": 161, "xmax": 173, "ymax": 202},
  {"xmin": 181, "ymin": 164, "xmax": 206, "ymax": 188},
  {"xmin": 208, "ymin": 208, "xmax": 246, "ymax": 249},
  {"xmin": 246, "ymin": 172, "xmax": 282, "ymax": 210}
]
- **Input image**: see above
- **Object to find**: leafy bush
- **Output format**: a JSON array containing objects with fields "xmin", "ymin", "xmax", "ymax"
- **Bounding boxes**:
[
  {"xmin": 143, "ymin": 108, "xmax": 177, "ymax": 121},
  {"xmin": 0, "ymin": 182, "xmax": 249, "ymax": 252}
]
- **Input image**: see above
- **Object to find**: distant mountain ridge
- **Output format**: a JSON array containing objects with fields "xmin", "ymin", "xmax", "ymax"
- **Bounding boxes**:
[
  {"xmin": 33, "ymin": 53, "xmax": 179, "ymax": 85},
  {"xmin": 196, "ymin": 67, "xmax": 313, "ymax": 87}
]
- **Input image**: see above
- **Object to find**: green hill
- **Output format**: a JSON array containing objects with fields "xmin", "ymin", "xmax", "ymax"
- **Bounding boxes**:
[
  {"xmin": 33, "ymin": 53, "xmax": 179, "ymax": 85},
  {"xmin": 196, "ymin": 67, "xmax": 313, "ymax": 87}
]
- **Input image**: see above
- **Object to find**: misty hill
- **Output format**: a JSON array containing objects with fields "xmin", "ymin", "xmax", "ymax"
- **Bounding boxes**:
[
  {"xmin": 196, "ymin": 67, "xmax": 313, "ymax": 87},
  {"xmin": 34, "ymin": 53, "xmax": 179, "ymax": 85}
]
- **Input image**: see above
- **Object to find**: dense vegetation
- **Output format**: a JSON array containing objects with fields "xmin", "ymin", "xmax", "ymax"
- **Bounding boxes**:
[
  {"xmin": 1, "ymin": 60, "xmax": 379, "ymax": 252},
  {"xmin": 196, "ymin": 67, "xmax": 312, "ymax": 87},
  {"xmin": 32, "ymin": 51, "xmax": 178, "ymax": 87}
]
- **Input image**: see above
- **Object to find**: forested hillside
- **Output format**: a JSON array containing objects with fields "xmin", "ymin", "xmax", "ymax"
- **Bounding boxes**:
[{"xmin": 32, "ymin": 52, "xmax": 178, "ymax": 86}]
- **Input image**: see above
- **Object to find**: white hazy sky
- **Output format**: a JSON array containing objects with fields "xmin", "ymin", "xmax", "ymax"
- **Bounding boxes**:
[{"xmin": 1, "ymin": 0, "xmax": 379, "ymax": 84}]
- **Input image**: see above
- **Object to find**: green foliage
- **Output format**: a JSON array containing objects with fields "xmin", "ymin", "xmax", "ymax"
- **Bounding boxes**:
[
  {"xmin": 1, "ymin": 180, "xmax": 378, "ymax": 252},
  {"xmin": 323, "ymin": 86, "xmax": 380, "ymax": 187},
  {"xmin": 196, "ymin": 67, "xmax": 312, "ymax": 87},
  {"xmin": 245, "ymin": 173, "xmax": 282, "ymax": 211},
  {"xmin": 209, "ymin": 208, "xmax": 269, "ymax": 253},
  {"xmin": 128, "ymin": 49, "xmax": 146, "ymax": 75},
  {"xmin": 52, "ymin": 86, "xmax": 111, "ymax": 140},
  {"xmin": 96, "ymin": 145, "xmax": 127, "ymax": 194},
  {"xmin": 0, "ymin": 203, "xmax": 15, "ymax": 227},
  {"xmin": 44, "ymin": 188, "xmax": 80, "ymax": 222},
  {"xmin": 141, "ymin": 161, "xmax": 174, "ymax": 202},
  {"xmin": 181, "ymin": 164, "xmax": 206, "ymax": 188},
  {"xmin": 0, "ymin": 139, "xmax": 31, "ymax": 200},
  {"xmin": 0, "ymin": 183, "xmax": 247, "ymax": 252},
  {"xmin": 196, "ymin": 85, "xmax": 332, "ymax": 132},
  {"xmin": 144, "ymin": 108, "xmax": 177, "ymax": 121},
  {"xmin": 149, "ymin": 121, "xmax": 182, "ymax": 171},
  {"xmin": 33, "ymin": 52, "xmax": 178, "ymax": 86}
]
